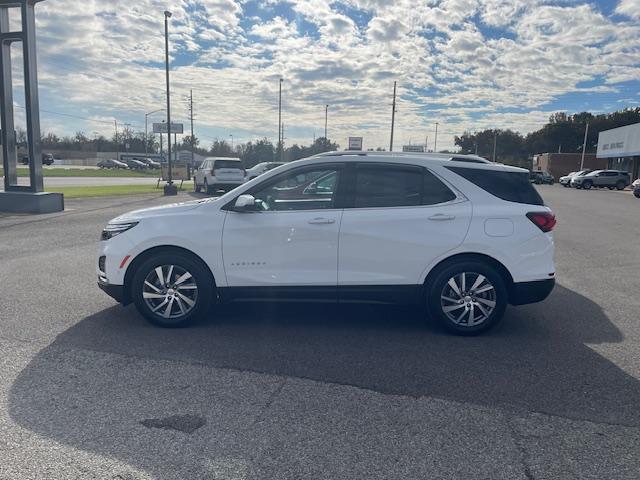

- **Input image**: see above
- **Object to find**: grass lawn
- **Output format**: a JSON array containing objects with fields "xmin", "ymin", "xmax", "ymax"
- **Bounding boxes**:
[
  {"xmin": 51, "ymin": 182, "xmax": 193, "ymax": 198},
  {"xmin": 0, "ymin": 167, "xmax": 159, "ymax": 178}
]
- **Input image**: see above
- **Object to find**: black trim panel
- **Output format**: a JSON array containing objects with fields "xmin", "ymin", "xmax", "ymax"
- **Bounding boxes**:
[
  {"xmin": 510, "ymin": 278, "xmax": 555, "ymax": 306},
  {"xmin": 218, "ymin": 285, "xmax": 422, "ymax": 305},
  {"xmin": 98, "ymin": 282, "xmax": 125, "ymax": 304}
]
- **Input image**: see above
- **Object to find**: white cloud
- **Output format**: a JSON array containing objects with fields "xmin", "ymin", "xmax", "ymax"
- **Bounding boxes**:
[
  {"xmin": 616, "ymin": 0, "xmax": 640, "ymax": 20},
  {"xmin": 16, "ymin": 0, "xmax": 640, "ymax": 151}
]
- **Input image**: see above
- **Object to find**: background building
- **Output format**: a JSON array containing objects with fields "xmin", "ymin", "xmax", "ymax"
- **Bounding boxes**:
[{"xmin": 596, "ymin": 122, "xmax": 640, "ymax": 180}]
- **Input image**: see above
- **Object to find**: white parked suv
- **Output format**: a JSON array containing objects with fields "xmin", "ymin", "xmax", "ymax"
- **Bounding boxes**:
[
  {"xmin": 98, "ymin": 152, "xmax": 556, "ymax": 335},
  {"xmin": 193, "ymin": 157, "xmax": 245, "ymax": 194},
  {"xmin": 245, "ymin": 161, "xmax": 285, "ymax": 181}
]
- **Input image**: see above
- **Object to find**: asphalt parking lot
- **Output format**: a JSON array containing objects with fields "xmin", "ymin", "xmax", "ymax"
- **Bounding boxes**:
[{"xmin": 0, "ymin": 186, "xmax": 639, "ymax": 479}]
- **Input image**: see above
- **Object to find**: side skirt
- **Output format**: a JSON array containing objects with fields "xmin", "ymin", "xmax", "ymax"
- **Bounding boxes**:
[{"xmin": 217, "ymin": 285, "xmax": 422, "ymax": 305}]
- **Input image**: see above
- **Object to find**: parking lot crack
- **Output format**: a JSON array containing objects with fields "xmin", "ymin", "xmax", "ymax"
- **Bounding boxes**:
[
  {"xmin": 251, "ymin": 378, "xmax": 287, "ymax": 427},
  {"xmin": 506, "ymin": 414, "xmax": 536, "ymax": 480}
]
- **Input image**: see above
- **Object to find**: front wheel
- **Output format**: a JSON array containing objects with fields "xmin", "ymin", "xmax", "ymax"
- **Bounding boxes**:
[
  {"xmin": 132, "ymin": 252, "xmax": 214, "ymax": 327},
  {"xmin": 426, "ymin": 260, "xmax": 508, "ymax": 335},
  {"xmin": 194, "ymin": 180, "xmax": 202, "ymax": 193},
  {"xmin": 582, "ymin": 181, "xmax": 593, "ymax": 190}
]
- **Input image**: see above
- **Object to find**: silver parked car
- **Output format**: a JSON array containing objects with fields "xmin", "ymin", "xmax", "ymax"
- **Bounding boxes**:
[
  {"xmin": 559, "ymin": 169, "xmax": 591, "ymax": 187},
  {"xmin": 570, "ymin": 170, "xmax": 630, "ymax": 190}
]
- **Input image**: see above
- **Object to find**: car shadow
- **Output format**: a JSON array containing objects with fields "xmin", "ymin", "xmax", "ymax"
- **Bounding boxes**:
[{"xmin": 8, "ymin": 283, "xmax": 640, "ymax": 477}]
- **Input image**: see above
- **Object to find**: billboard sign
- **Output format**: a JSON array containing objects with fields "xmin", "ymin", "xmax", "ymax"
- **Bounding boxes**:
[
  {"xmin": 152, "ymin": 122, "xmax": 184, "ymax": 134},
  {"xmin": 597, "ymin": 122, "xmax": 640, "ymax": 158},
  {"xmin": 347, "ymin": 137, "xmax": 363, "ymax": 150}
]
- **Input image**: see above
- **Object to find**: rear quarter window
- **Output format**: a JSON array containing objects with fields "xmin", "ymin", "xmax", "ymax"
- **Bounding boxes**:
[{"xmin": 446, "ymin": 166, "xmax": 544, "ymax": 206}]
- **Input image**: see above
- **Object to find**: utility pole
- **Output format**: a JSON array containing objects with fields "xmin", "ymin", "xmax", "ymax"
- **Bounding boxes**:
[
  {"xmin": 425, "ymin": 135, "xmax": 428, "ymax": 152},
  {"xmin": 324, "ymin": 104, "xmax": 328, "ymax": 139},
  {"xmin": 114, "ymin": 120, "xmax": 119, "ymax": 160},
  {"xmin": 390, "ymin": 81, "xmax": 397, "ymax": 152},
  {"xmin": 492, "ymin": 131, "xmax": 497, "ymax": 162},
  {"xmin": 434, "ymin": 122, "xmax": 439, "ymax": 152},
  {"xmin": 163, "ymin": 10, "xmax": 176, "ymax": 195},
  {"xmin": 281, "ymin": 122, "xmax": 285, "ymax": 161},
  {"xmin": 580, "ymin": 121, "xmax": 589, "ymax": 170},
  {"xmin": 189, "ymin": 89, "xmax": 194, "ymax": 168},
  {"xmin": 278, "ymin": 77, "xmax": 283, "ymax": 161}
]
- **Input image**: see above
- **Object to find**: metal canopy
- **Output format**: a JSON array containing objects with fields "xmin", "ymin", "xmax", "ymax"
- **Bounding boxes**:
[{"xmin": 0, "ymin": 0, "xmax": 46, "ymax": 193}]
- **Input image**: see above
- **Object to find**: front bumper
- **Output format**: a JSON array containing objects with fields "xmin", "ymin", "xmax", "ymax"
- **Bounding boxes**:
[
  {"xmin": 510, "ymin": 278, "xmax": 555, "ymax": 306},
  {"xmin": 98, "ymin": 281, "xmax": 125, "ymax": 303}
]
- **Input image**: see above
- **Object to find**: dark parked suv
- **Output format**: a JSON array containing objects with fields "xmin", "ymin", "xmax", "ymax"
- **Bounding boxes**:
[
  {"xmin": 570, "ymin": 170, "xmax": 630, "ymax": 190},
  {"xmin": 530, "ymin": 170, "xmax": 554, "ymax": 185}
]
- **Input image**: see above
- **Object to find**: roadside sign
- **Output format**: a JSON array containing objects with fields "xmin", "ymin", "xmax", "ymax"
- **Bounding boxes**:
[
  {"xmin": 347, "ymin": 137, "xmax": 363, "ymax": 150},
  {"xmin": 152, "ymin": 123, "xmax": 184, "ymax": 134},
  {"xmin": 160, "ymin": 161, "xmax": 189, "ymax": 181},
  {"xmin": 403, "ymin": 145, "xmax": 425, "ymax": 152}
]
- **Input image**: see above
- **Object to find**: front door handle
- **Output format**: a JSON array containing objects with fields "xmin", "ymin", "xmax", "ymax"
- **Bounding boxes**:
[
  {"xmin": 308, "ymin": 217, "xmax": 336, "ymax": 225},
  {"xmin": 428, "ymin": 213, "xmax": 455, "ymax": 221}
]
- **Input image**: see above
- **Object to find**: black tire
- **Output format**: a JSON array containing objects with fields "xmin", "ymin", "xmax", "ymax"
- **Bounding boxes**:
[
  {"xmin": 616, "ymin": 181, "xmax": 625, "ymax": 191},
  {"xmin": 131, "ymin": 251, "xmax": 214, "ymax": 328},
  {"xmin": 608, "ymin": 186, "xmax": 614, "ymax": 190},
  {"xmin": 582, "ymin": 181, "xmax": 592, "ymax": 190},
  {"xmin": 562, "ymin": 183, "xmax": 568, "ymax": 188},
  {"xmin": 634, "ymin": 190, "xmax": 640, "ymax": 198},
  {"xmin": 426, "ymin": 260, "xmax": 508, "ymax": 335},
  {"xmin": 194, "ymin": 180, "xmax": 202, "ymax": 193},
  {"xmin": 575, "ymin": 185, "xmax": 582, "ymax": 189},
  {"xmin": 205, "ymin": 179, "xmax": 213, "ymax": 195}
]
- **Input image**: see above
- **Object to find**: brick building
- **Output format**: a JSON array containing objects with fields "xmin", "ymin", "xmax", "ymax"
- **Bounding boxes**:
[{"xmin": 532, "ymin": 153, "xmax": 608, "ymax": 179}]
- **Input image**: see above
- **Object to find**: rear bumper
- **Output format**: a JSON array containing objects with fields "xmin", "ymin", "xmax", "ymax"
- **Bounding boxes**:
[
  {"xmin": 98, "ymin": 281, "xmax": 125, "ymax": 304},
  {"xmin": 510, "ymin": 278, "xmax": 555, "ymax": 306}
]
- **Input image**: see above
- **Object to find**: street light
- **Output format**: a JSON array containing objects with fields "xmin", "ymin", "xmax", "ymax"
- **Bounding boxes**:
[
  {"xmin": 163, "ymin": 10, "xmax": 177, "ymax": 196},
  {"xmin": 145, "ymin": 108, "xmax": 164, "ymax": 155}
]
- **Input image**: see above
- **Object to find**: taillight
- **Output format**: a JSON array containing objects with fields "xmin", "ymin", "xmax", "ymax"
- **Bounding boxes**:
[{"xmin": 527, "ymin": 212, "xmax": 556, "ymax": 232}]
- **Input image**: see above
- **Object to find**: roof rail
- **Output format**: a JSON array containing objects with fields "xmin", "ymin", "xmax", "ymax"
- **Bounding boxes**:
[{"xmin": 313, "ymin": 151, "xmax": 491, "ymax": 163}]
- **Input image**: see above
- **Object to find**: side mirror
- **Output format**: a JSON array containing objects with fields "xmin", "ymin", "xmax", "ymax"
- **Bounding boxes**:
[{"xmin": 234, "ymin": 194, "xmax": 256, "ymax": 211}]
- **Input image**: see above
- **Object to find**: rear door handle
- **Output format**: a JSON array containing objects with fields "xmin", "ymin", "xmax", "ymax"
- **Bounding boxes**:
[
  {"xmin": 428, "ymin": 214, "xmax": 455, "ymax": 221},
  {"xmin": 308, "ymin": 217, "xmax": 336, "ymax": 225}
]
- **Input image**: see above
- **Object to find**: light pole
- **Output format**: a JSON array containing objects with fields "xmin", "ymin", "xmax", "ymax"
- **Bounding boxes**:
[
  {"xmin": 492, "ymin": 131, "xmax": 497, "ymax": 162},
  {"xmin": 163, "ymin": 10, "xmax": 176, "ymax": 196},
  {"xmin": 145, "ymin": 108, "xmax": 163, "ymax": 155},
  {"xmin": 324, "ymin": 104, "xmax": 328, "ymax": 140},
  {"xmin": 580, "ymin": 122, "xmax": 589, "ymax": 170},
  {"xmin": 434, "ymin": 122, "xmax": 439, "ymax": 153},
  {"xmin": 229, "ymin": 134, "xmax": 234, "ymax": 150},
  {"xmin": 277, "ymin": 78, "xmax": 283, "ymax": 161}
]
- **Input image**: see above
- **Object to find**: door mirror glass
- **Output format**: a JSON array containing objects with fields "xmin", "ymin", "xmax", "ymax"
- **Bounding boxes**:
[{"xmin": 234, "ymin": 194, "xmax": 256, "ymax": 211}]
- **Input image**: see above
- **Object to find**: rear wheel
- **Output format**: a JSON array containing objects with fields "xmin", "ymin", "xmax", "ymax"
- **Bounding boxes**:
[
  {"xmin": 426, "ymin": 260, "xmax": 508, "ymax": 335},
  {"xmin": 205, "ymin": 179, "xmax": 214, "ymax": 195},
  {"xmin": 132, "ymin": 251, "xmax": 214, "ymax": 327},
  {"xmin": 194, "ymin": 179, "xmax": 202, "ymax": 193},
  {"xmin": 616, "ymin": 181, "xmax": 626, "ymax": 190}
]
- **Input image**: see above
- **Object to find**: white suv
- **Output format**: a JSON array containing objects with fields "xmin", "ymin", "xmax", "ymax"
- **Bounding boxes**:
[
  {"xmin": 193, "ymin": 157, "xmax": 245, "ymax": 194},
  {"xmin": 98, "ymin": 152, "xmax": 556, "ymax": 335}
]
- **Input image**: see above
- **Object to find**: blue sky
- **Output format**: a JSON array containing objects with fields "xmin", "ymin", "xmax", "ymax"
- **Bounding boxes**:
[{"xmin": 7, "ymin": 0, "xmax": 640, "ymax": 151}]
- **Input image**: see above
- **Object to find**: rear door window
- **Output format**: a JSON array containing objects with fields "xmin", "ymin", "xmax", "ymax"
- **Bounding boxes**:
[
  {"xmin": 446, "ymin": 166, "xmax": 544, "ymax": 206},
  {"xmin": 349, "ymin": 164, "xmax": 456, "ymax": 208}
]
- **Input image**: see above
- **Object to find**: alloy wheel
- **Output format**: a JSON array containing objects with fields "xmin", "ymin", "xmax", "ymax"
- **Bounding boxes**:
[
  {"xmin": 440, "ymin": 272, "xmax": 496, "ymax": 327},
  {"xmin": 142, "ymin": 264, "xmax": 198, "ymax": 319}
]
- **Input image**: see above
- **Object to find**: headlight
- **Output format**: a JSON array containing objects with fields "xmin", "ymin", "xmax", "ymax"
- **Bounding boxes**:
[{"xmin": 101, "ymin": 221, "xmax": 138, "ymax": 240}]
